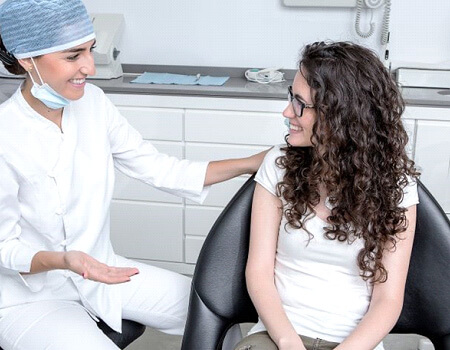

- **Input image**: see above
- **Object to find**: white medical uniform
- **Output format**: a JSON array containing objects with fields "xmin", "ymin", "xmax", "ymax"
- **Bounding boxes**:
[{"xmin": 0, "ymin": 84, "xmax": 209, "ymax": 349}]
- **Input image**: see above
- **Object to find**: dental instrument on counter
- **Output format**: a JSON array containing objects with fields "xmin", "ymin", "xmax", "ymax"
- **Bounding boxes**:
[{"xmin": 245, "ymin": 67, "xmax": 285, "ymax": 84}]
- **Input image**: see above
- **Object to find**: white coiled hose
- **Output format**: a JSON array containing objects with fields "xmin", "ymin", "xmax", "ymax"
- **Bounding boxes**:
[
  {"xmin": 380, "ymin": 0, "xmax": 391, "ymax": 45},
  {"xmin": 355, "ymin": 0, "xmax": 376, "ymax": 38},
  {"xmin": 355, "ymin": 0, "xmax": 391, "ymax": 45}
]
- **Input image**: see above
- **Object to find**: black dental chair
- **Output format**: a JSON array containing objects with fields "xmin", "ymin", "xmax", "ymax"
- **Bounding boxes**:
[
  {"xmin": 181, "ymin": 175, "xmax": 450, "ymax": 350},
  {"xmin": 97, "ymin": 319, "xmax": 146, "ymax": 349}
]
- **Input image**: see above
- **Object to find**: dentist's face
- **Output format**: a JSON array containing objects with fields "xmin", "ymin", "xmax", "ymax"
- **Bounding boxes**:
[
  {"xmin": 26, "ymin": 39, "xmax": 96, "ymax": 101},
  {"xmin": 283, "ymin": 71, "xmax": 317, "ymax": 147}
]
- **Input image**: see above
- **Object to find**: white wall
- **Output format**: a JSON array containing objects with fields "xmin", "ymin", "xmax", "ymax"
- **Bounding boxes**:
[{"xmin": 83, "ymin": 0, "xmax": 450, "ymax": 70}]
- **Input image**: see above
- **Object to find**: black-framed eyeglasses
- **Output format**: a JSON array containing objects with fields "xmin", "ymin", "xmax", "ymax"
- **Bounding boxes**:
[{"xmin": 288, "ymin": 86, "xmax": 314, "ymax": 117}]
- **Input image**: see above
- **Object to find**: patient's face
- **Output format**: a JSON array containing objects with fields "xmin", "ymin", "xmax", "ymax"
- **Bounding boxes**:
[{"xmin": 283, "ymin": 71, "xmax": 317, "ymax": 147}]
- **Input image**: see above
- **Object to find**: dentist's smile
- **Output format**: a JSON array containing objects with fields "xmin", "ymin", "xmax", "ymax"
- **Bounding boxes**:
[{"xmin": 70, "ymin": 78, "xmax": 86, "ymax": 87}]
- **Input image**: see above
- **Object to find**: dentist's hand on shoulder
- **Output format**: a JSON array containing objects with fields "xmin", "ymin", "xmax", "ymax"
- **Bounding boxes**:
[
  {"xmin": 247, "ymin": 148, "xmax": 271, "ymax": 173},
  {"xmin": 204, "ymin": 147, "xmax": 271, "ymax": 186}
]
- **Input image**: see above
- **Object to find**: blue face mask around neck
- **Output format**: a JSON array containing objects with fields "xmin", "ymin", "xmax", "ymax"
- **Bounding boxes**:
[{"xmin": 29, "ymin": 58, "xmax": 71, "ymax": 110}]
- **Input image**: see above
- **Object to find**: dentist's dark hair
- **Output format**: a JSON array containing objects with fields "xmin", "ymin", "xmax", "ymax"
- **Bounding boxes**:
[
  {"xmin": 0, "ymin": 34, "xmax": 26, "ymax": 75},
  {"xmin": 276, "ymin": 41, "xmax": 419, "ymax": 283}
]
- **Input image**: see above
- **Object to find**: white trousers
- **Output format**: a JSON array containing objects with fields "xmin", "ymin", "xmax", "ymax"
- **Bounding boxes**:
[{"xmin": 0, "ymin": 257, "xmax": 191, "ymax": 350}]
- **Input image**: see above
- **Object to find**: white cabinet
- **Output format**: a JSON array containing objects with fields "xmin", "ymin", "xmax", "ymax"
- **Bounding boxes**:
[
  {"xmin": 118, "ymin": 107, "xmax": 183, "ymax": 141},
  {"xmin": 108, "ymin": 94, "xmax": 450, "ymax": 274},
  {"xmin": 108, "ymin": 94, "xmax": 286, "ymax": 274},
  {"xmin": 404, "ymin": 106, "xmax": 450, "ymax": 220},
  {"xmin": 185, "ymin": 110, "xmax": 284, "ymax": 145},
  {"xmin": 110, "ymin": 202, "xmax": 183, "ymax": 262},
  {"xmin": 414, "ymin": 120, "xmax": 450, "ymax": 213}
]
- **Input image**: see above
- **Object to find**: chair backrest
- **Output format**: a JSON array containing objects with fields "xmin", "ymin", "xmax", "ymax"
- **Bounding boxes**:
[
  {"xmin": 181, "ymin": 175, "xmax": 258, "ymax": 350},
  {"xmin": 392, "ymin": 181, "xmax": 450, "ymax": 349},
  {"xmin": 181, "ymin": 177, "xmax": 450, "ymax": 350}
]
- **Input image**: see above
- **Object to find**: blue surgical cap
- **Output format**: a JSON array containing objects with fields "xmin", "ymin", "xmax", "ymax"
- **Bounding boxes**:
[{"xmin": 0, "ymin": 0, "xmax": 95, "ymax": 59}]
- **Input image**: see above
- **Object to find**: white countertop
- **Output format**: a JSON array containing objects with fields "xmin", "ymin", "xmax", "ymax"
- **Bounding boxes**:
[{"xmin": 1, "ymin": 76, "xmax": 449, "ymax": 107}]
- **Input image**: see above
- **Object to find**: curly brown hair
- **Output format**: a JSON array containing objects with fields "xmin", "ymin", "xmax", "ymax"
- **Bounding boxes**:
[{"xmin": 276, "ymin": 41, "xmax": 419, "ymax": 283}]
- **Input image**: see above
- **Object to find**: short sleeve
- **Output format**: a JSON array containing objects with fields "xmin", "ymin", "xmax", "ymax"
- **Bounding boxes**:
[
  {"xmin": 254, "ymin": 145, "xmax": 285, "ymax": 197},
  {"xmin": 399, "ymin": 176, "xmax": 419, "ymax": 208}
]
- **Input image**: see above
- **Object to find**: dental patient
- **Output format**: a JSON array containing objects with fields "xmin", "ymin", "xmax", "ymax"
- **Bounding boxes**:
[{"xmin": 235, "ymin": 41, "xmax": 420, "ymax": 350}]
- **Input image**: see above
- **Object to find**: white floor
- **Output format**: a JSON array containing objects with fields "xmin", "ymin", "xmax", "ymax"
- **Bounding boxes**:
[{"xmin": 127, "ymin": 324, "xmax": 435, "ymax": 350}]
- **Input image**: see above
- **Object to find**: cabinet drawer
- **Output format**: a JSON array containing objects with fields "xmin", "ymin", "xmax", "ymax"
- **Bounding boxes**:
[
  {"xmin": 414, "ymin": 120, "xmax": 450, "ymax": 212},
  {"xmin": 185, "ymin": 236, "xmax": 206, "ymax": 264},
  {"xmin": 186, "ymin": 143, "xmax": 269, "ymax": 162},
  {"xmin": 111, "ymin": 202, "xmax": 183, "ymax": 262},
  {"xmin": 188, "ymin": 177, "xmax": 249, "ymax": 207},
  {"xmin": 185, "ymin": 206, "xmax": 223, "ymax": 237},
  {"xmin": 113, "ymin": 143, "xmax": 183, "ymax": 203},
  {"xmin": 118, "ymin": 106, "xmax": 183, "ymax": 141},
  {"xmin": 185, "ymin": 110, "xmax": 286, "ymax": 145}
]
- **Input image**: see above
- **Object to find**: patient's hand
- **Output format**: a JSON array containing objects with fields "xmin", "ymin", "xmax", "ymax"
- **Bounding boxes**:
[
  {"xmin": 278, "ymin": 335, "xmax": 307, "ymax": 350},
  {"xmin": 64, "ymin": 251, "xmax": 139, "ymax": 284}
]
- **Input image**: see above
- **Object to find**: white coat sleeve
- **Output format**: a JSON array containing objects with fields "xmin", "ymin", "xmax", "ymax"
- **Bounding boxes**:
[
  {"xmin": 104, "ymin": 95, "xmax": 210, "ymax": 204},
  {"xmin": 0, "ymin": 155, "xmax": 41, "ymax": 274}
]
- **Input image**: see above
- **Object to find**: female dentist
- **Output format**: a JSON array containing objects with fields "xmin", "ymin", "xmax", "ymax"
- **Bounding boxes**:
[{"xmin": 0, "ymin": 0, "xmax": 267, "ymax": 348}]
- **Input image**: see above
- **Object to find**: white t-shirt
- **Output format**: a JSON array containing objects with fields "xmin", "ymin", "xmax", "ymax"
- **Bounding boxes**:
[
  {"xmin": 0, "ymin": 84, "xmax": 209, "ymax": 332},
  {"xmin": 249, "ymin": 145, "xmax": 419, "ymax": 347}
]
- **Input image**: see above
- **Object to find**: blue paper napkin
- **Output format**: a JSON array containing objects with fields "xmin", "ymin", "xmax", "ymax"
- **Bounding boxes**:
[{"xmin": 130, "ymin": 72, "xmax": 229, "ymax": 86}]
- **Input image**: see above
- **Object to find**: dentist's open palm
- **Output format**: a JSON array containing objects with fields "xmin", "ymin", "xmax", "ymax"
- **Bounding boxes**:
[{"xmin": 64, "ymin": 251, "xmax": 139, "ymax": 284}]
